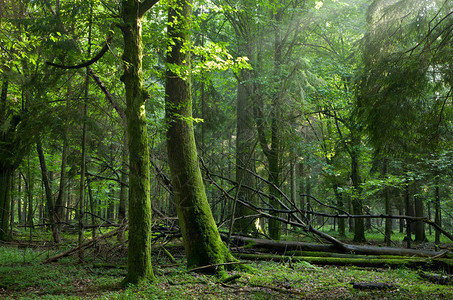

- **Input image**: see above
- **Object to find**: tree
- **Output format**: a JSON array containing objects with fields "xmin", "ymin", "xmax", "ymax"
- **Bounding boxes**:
[
  {"xmin": 165, "ymin": 0, "xmax": 238, "ymax": 275},
  {"xmin": 221, "ymin": 0, "xmax": 260, "ymax": 235},
  {"xmin": 120, "ymin": 0, "xmax": 159, "ymax": 285},
  {"xmin": 357, "ymin": 0, "xmax": 453, "ymax": 244}
]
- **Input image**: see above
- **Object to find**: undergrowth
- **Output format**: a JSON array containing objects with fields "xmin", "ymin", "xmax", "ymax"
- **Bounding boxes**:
[{"xmin": 1, "ymin": 243, "xmax": 452, "ymax": 299}]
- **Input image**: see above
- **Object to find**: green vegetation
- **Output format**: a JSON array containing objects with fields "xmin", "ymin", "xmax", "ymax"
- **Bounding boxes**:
[
  {"xmin": 1, "ymin": 245, "xmax": 452, "ymax": 299},
  {"xmin": 1, "ymin": 0, "xmax": 452, "ymax": 297}
]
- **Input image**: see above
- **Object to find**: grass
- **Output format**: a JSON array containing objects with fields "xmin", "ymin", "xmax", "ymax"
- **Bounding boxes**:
[{"xmin": 1, "ymin": 242, "xmax": 453, "ymax": 299}]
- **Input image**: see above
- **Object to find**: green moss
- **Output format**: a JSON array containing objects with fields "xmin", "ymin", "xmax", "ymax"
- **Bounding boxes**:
[{"xmin": 120, "ymin": 0, "xmax": 154, "ymax": 285}]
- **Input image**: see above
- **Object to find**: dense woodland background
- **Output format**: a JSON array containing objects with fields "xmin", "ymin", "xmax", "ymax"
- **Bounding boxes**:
[{"xmin": 1, "ymin": 0, "xmax": 453, "ymax": 289}]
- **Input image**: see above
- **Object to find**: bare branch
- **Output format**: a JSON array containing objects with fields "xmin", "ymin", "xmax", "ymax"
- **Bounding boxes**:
[{"xmin": 46, "ymin": 34, "xmax": 113, "ymax": 69}]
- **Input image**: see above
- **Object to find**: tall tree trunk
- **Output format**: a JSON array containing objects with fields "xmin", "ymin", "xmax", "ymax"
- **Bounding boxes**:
[
  {"xmin": 434, "ymin": 176, "xmax": 441, "ymax": 245},
  {"xmin": 118, "ymin": 133, "xmax": 128, "ymax": 244},
  {"xmin": 78, "ymin": 3, "xmax": 93, "ymax": 259},
  {"xmin": 234, "ymin": 70, "xmax": 257, "ymax": 234},
  {"xmin": 399, "ymin": 203, "xmax": 404, "ymax": 233},
  {"xmin": 268, "ymin": 130, "xmax": 281, "ymax": 240},
  {"xmin": 289, "ymin": 159, "xmax": 297, "ymax": 235},
  {"xmin": 54, "ymin": 94, "xmax": 70, "ymax": 242},
  {"xmin": 18, "ymin": 176, "xmax": 22, "ymax": 224},
  {"xmin": 383, "ymin": 158, "xmax": 392, "ymax": 246},
  {"xmin": 414, "ymin": 187, "xmax": 426, "ymax": 242},
  {"xmin": 0, "ymin": 166, "xmax": 12, "ymax": 241},
  {"xmin": 267, "ymin": 7, "xmax": 284, "ymax": 240},
  {"xmin": 9, "ymin": 171, "xmax": 15, "ymax": 236},
  {"xmin": 120, "ymin": 0, "xmax": 155, "ymax": 285},
  {"xmin": 118, "ymin": 133, "xmax": 128, "ymax": 224},
  {"xmin": 107, "ymin": 183, "xmax": 115, "ymax": 222},
  {"xmin": 350, "ymin": 133, "xmax": 365, "ymax": 242},
  {"xmin": 298, "ymin": 163, "xmax": 305, "ymax": 221},
  {"xmin": 333, "ymin": 182, "xmax": 346, "ymax": 237},
  {"xmin": 165, "ymin": 0, "xmax": 238, "ymax": 275},
  {"xmin": 404, "ymin": 172, "xmax": 412, "ymax": 248},
  {"xmin": 26, "ymin": 158, "xmax": 33, "ymax": 227},
  {"xmin": 0, "ymin": 78, "xmax": 12, "ymax": 241},
  {"xmin": 87, "ymin": 178, "xmax": 96, "ymax": 240},
  {"xmin": 36, "ymin": 140, "xmax": 59, "ymax": 243}
]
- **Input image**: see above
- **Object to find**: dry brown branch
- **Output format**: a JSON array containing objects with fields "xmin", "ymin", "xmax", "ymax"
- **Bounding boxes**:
[{"xmin": 43, "ymin": 225, "xmax": 127, "ymax": 263}]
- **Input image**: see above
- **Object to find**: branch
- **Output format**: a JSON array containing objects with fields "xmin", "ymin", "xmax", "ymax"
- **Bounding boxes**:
[
  {"xmin": 138, "ymin": 0, "xmax": 160, "ymax": 18},
  {"xmin": 87, "ymin": 67, "xmax": 126, "ymax": 121},
  {"xmin": 46, "ymin": 34, "xmax": 113, "ymax": 69},
  {"xmin": 43, "ymin": 225, "xmax": 126, "ymax": 263},
  {"xmin": 301, "ymin": 194, "xmax": 350, "ymax": 216}
]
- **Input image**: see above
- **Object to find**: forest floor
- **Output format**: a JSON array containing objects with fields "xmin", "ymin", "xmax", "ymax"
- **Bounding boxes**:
[{"xmin": 1, "ymin": 231, "xmax": 452, "ymax": 299}]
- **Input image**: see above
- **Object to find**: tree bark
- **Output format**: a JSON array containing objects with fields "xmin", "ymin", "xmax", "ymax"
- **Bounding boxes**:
[
  {"xmin": 227, "ymin": 235, "xmax": 448, "ymax": 258},
  {"xmin": 404, "ymin": 172, "xmax": 412, "ymax": 248},
  {"xmin": 36, "ymin": 140, "xmax": 59, "ymax": 243},
  {"xmin": 236, "ymin": 253, "xmax": 452, "ymax": 272},
  {"xmin": 414, "ymin": 191, "xmax": 427, "ymax": 242},
  {"xmin": 350, "ymin": 132, "xmax": 365, "ymax": 242},
  {"xmin": 333, "ymin": 182, "xmax": 346, "ymax": 237},
  {"xmin": 0, "ymin": 166, "xmax": 12, "ymax": 241},
  {"xmin": 25, "ymin": 159, "xmax": 33, "ymax": 227},
  {"xmin": 434, "ymin": 176, "xmax": 441, "ymax": 245},
  {"xmin": 383, "ymin": 158, "xmax": 392, "ymax": 246},
  {"xmin": 54, "ymin": 92, "xmax": 71, "ymax": 242},
  {"xmin": 118, "ymin": 133, "xmax": 128, "ymax": 244},
  {"xmin": 234, "ymin": 69, "xmax": 257, "ymax": 235},
  {"xmin": 120, "ymin": 0, "xmax": 155, "ymax": 285},
  {"xmin": 165, "ymin": 0, "xmax": 238, "ymax": 275},
  {"xmin": 0, "ymin": 78, "xmax": 12, "ymax": 241}
]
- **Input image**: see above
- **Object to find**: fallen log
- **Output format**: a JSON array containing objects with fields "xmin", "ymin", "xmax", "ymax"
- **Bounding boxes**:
[
  {"xmin": 227, "ymin": 235, "xmax": 451, "ymax": 258},
  {"xmin": 235, "ymin": 253, "xmax": 453, "ymax": 273},
  {"xmin": 352, "ymin": 282, "xmax": 399, "ymax": 290},
  {"xmin": 288, "ymin": 250, "xmax": 414, "ymax": 260},
  {"xmin": 418, "ymin": 271, "xmax": 453, "ymax": 285},
  {"xmin": 226, "ymin": 235, "xmax": 338, "ymax": 252}
]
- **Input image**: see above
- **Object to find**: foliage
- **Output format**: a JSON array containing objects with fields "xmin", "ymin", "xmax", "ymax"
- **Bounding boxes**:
[
  {"xmin": 0, "ymin": 0, "xmax": 452, "ymax": 294},
  {"xmin": 1, "ymin": 244, "xmax": 453, "ymax": 299}
]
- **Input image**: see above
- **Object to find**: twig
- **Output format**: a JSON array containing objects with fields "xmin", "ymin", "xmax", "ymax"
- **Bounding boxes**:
[
  {"xmin": 43, "ymin": 225, "xmax": 126, "ymax": 263},
  {"xmin": 186, "ymin": 261, "xmax": 250, "ymax": 273}
]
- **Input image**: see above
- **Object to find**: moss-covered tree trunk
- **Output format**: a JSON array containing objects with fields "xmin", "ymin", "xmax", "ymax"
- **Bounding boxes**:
[
  {"xmin": 120, "ymin": 0, "xmax": 155, "ymax": 285},
  {"xmin": 165, "ymin": 0, "xmax": 237, "ymax": 274}
]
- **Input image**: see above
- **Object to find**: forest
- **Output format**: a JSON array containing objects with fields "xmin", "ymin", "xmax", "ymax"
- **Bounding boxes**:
[{"xmin": 0, "ymin": 0, "xmax": 452, "ymax": 299}]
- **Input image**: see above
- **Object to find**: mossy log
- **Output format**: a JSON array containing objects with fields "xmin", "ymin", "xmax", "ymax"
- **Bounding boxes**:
[
  {"xmin": 227, "ymin": 235, "xmax": 338, "ymax": 252},
  {"xmin": 288, "ymin": 250, "xmax": 413, "ymax": 260},
  {"xmin": 352, "ymin": 282, "xmax": 399, "ymax": 290},
  {"xmin": 235, "ymin": 253, "xmax": 453, "ymax": 273},
  {"xmin": 418, "ymin": 271, "xmax": 453, "ymax": 285},
  {"xmin": 228, "ymin": 235, "xmax": 450, "ymax": 258}
]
